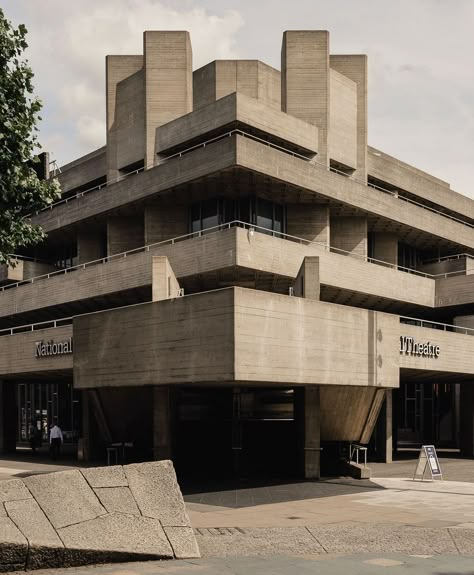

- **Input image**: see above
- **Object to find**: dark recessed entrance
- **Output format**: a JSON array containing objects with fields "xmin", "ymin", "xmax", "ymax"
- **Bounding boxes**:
[
  {"xmin": 395, "ymin": 381, "xmax": 459, "ymax": 448},
  {"xmin": 174, "ymin": 388, "xmax": 297, "ymax": 479},
  {"xmin": 16, "ymin": 381, "xmax": 81, "ymax": 455}
]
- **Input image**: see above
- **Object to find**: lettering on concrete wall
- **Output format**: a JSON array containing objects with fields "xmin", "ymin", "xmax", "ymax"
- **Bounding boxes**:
[
  {"xmin": 35, "ymin": 338, "xmax": 73, "ymax": 358},
  {"xmin": 399, "ymin": 336, "xmax": 439, "ymax": 358}
]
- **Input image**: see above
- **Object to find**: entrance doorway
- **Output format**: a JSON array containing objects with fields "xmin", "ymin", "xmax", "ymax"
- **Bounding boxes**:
[
  {"xmin": 17, "ymin": 381, "xmax": 81, "ymax": 454},
  {"xmin": 396, "ymin": 381, "xmax": 458, "ymax": 448},
  {"xmin": 174, "ymin": 388, "xmax": 297, "ymax": 479}
]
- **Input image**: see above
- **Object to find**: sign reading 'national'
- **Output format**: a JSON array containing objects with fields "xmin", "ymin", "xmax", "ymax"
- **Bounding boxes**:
[
  {"xmin": 400, "ymin": 336, "xmax": 440, "ymax": 358},
  {"xmin": 35, "ymin": 338, "xmax": 73, "ymax": 358}
]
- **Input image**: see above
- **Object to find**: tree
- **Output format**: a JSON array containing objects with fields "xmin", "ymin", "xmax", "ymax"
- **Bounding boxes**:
[{"xmin": 0, "ymin": 7, "xmax": 60, "ymax": 265}]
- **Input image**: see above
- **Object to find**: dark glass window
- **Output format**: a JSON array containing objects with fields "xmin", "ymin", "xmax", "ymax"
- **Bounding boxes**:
[{"xmin": 189, "ymin": 196, "xmax": 286, "ymax": 235}]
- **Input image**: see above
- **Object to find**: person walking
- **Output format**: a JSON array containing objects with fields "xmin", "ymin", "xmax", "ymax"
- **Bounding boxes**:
[{"xmin": 49, "ymin": 421, "xmax": 63, "ymax": 460}]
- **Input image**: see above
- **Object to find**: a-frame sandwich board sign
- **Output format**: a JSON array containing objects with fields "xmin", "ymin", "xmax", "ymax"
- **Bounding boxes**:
[{"xmin": 413, "ymin": 445, "xmax": 443, "ymax": 481}]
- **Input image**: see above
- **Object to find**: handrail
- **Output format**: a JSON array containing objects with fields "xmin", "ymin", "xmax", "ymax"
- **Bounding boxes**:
[
  {"xmin": 422, "ymin": 253, "xmax": 474, "ymax": 264},
  {"xmin": 32, "ymin": 129, "xmax": 474, "ymax": 230},
  {"xmin": 8, "ymin": 254, "xmax": 53, "ymax": 265},
  {"xmin": 1, "ymin": 302, "xmax": 473, "ymax": 339},
  {"xmin": 0, "ymin": 220, "xmax": 471, "ymax": 294},
  {"xmin": 0, "ymin": 317, "xmax": 73, "ymax": 337},
  {"xmin": 400, "ymin": 315, "xmax": 474, "ymax": 335}
]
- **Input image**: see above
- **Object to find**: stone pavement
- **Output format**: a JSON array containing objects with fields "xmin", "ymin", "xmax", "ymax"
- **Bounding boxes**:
[
  {"xmin": 2, "ymin": 455, "xmax": 474, "ymax": 572},
  {"xmin": 6, "ymin": 553, "xmax": 474, "ymax": 574}
]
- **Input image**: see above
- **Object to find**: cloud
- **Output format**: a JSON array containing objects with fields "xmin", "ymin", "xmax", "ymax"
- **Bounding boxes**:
[
  {"xmin": 6, "ymin": 0, "xmax": 474, "ymax": 197},
  {"xmin": 8, "ymin": 0, "xmax": 244, "ymax": 165}
]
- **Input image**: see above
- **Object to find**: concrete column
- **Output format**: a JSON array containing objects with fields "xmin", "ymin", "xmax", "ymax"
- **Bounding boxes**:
[
  {"xmin": 0, "ymin": 381, "xmax": 16, "ymax": 454},
  {"xmin": 152, "ymin": 257, "xmax": 181, "ymax": 301},
  {"xmin": 79, "ymin": 390, "xmax": 91, "ymax": 462},
  {"xmin": 107, "ymin": 216, "xmax": 144, "ymax": 256},
  {"xmin": 144, "ymin": 31, "xmax": 193, "ymax": 169},
  {"xmin": 144, "ymin": 204, "xmax": 187, "ymax": 245},
  {"xmin": 293, "ymin": 257, "xmax": 320, "ymax": 300},
  {"xmin": 286, "ymin": 204, "xmax": 329, "ymax": 245},
  {"xmin": 153, "ymin": 386, "xmax": 172, "ymax": 461},
  {"xmin": 375, "ymin": 390, "xmax": 393, "ymax": 463},
  {"xmin": 372, "ymin": 233, "xmax": 398, "ymax": 266},
  {"xmin": 460, "ymin": 383, "xmax": 474, "ymax": 457},
  {"xmin": 296, "ymin": 386, "xmax": 321, "ymax": 479},
  {"xmin": 330, "ymin": 55, "xmax": 368, "ymax": 182},
  {"xmin": 106, "ymin": 55, "xmax": 144, "ymax": 182},
  {"xmin": 330, "ymin": 216, "xmax": 367, "ymax": 258},
  {"xmin": 77, "ymin": 230, "xmax": 105, "ymax": 264},
  {"xmin": 282, "ymin": 31, "xmax": 330, "ymax": 166},
  {"xmin": 232, "ymin": 388, "xmax": 242, "ymax": 475}
]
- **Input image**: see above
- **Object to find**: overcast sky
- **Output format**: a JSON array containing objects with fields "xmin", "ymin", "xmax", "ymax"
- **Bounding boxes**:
[{"xmin": 5, "ymin": 0, "xmax": 474, "ymax": 198}]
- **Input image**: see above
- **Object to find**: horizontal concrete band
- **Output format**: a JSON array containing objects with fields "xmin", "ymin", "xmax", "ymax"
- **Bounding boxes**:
[
  {"xmin": 0, "ymin": 287, "xmax": 472, "ymax": 386},
  {"xmin": 0, "ymin": 461, "xmax": 199, "ymax": 571},
  {"xmin": 32, "ymin": 136, "xmax": 474, "ymax": 251}
]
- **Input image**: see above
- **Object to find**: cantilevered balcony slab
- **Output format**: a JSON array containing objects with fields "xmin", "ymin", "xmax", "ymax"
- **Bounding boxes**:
[
  {"xmin": 0, "ymin": 325, "xmax": 73, "ymax": 378},
  {"xmin": 435, "ymin": 274, "xmax": 474, "ymax": 307},
  {"xmin": 155, "ymin": 92, "xmax": 318, "ymax": 157},
  {"xmin": 0, "ymin": 226, "xmax": 436, "ymax": 326},
  {"xmin": 72, "ymin": 287, "xmax": 400, "ymax": 389},
  {"xmin": 235, "ymin": 136, "xmax": 474, "ymax": 251},
  {"xmin": 33, "ymin": 136, "xmax": 474, "ymax": 255}
]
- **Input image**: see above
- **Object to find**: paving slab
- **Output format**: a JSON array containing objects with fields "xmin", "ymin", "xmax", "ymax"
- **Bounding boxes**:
[
  {"xmin": 306, "ymin": 522, "xmax": 458, "ymax": 555},
  {"xmin": 196, "ymin": 526, "xmax": 325, "ymax": 557},
  {"xmin": 448, "ymin": 527, "xmax": 474, "ymax": 556},
  {"xmin": 24, "ymin": 469, "xmax": 106, "ymax": 529},
  {"xmin": 0, "ymin": 480, "xmax": 32, "ymax": 504},
  {"xmin": 163, "ymin": 526, "xmax": 201, "ymax": 559},
  {"xmin": 125, "ymin": 461, "xmax": 190, "ymax": 527},
  {"xmin": 58, "ymin": 513, "xmax": 174, "ymax": 562},
  {"xmin": 94, "ymin": 487, "xmax": 140, "ymax": 515},
  {"xmin": 81, "ymin": 466, "xmax": 128, "ymax": 488},
  {"xmin": 0, "ymin": 516, "xmax": 28, "ymax": 571},
  {"xmin": 4, "ymin": 498, "xmax": 64, "ymax": 570}
]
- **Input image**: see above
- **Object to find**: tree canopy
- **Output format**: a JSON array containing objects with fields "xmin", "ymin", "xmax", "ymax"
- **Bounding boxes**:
[{"xmin": 0, "ymin": 7, "xmax": 60, "ymax": 265}]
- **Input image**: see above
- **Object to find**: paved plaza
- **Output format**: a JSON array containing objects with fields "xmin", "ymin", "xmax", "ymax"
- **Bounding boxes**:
[{"xmin": 1, "ymin": 455, "xmax": 474, "ymax": 573}]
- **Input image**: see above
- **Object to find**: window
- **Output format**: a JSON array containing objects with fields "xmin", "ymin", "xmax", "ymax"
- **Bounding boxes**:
[{"xmin": 189, "ymin": 196, "xmax": 286, "ymax": 235}]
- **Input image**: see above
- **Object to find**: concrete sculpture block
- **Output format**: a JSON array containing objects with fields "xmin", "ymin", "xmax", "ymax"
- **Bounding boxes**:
[{"xmin": 0, "ymin": 461, "xmax": 199, "ymax": 571}]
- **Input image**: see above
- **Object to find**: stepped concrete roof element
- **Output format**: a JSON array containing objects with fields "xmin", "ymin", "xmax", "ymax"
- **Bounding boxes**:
[{"xmin": 0, "ymin": 461, "xmax": 200, "ymax": 571}]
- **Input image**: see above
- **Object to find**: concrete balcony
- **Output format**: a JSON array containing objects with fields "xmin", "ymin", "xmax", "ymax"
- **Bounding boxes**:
[
  {"xmin": 0, "ymin": 322, "xmax": 73, "ymax": 378},
  {"xmin": 156, "ymin": 92, "xmax": 318, "ymax": 157},
  {"xmin": 0, "ymin": 224, "xmax": 438, "ymax": 327},
  {"xmin": 32, "ymin": 135, "xmax": 474, "ymax": 256},
  {"xmin": 0, "ymin": 258, "xmax": 56, "ymax": 286}
]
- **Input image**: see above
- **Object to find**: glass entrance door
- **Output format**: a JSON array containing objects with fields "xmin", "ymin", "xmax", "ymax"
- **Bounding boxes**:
[
  {"xmin": 17, "ymin": 381, "xmax": 81, "ymax": 449},
  {"xmin": 397, "ymin": 382, "xmax": 457, "ymax": 447}
]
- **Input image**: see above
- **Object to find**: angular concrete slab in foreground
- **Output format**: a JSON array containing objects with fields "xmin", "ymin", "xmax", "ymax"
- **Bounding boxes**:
[{"xmin": 0, "ymin": 461, "xmax": 199, "ymax": 571}]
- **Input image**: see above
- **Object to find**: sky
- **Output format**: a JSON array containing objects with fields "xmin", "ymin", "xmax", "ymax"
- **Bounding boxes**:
[{"xmin": 4, "ymin": 0, "xmax": 474, "ymax": 198}]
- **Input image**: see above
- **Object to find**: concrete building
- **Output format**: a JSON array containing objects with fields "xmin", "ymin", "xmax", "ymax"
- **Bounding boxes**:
[{"xmin": 1, "ymin": 30, "xmax": 473, "ymax": 479}]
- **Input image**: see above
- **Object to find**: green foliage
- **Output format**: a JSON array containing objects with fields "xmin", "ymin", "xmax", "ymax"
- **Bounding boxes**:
[{"xmin": 0, "ymin": 7, "xmax": 60, "ymax": 265}]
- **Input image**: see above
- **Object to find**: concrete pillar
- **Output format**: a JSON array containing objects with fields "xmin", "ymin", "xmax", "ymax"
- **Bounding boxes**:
[
  {"xmin": 107, "ymin": 216, "xmax": 144, "ymax": 256},
  {"xmin": 232, "ymin": 388, "xmax": 242, "ymax": 475},
  {"xmin": 330, "ymin": 216, "xmax": 367, "ymax": 258},
  {"xmin": 152, "ymin": 257, "xmax": 181, "ymax": 301},
  {"xmin": 330, "ymin": 55, "xmax": 368, "ymax": 182},
  {"xmin": 376, "ymin": 390, "xmax": 393, "ymax": 463},
  {"xmin": 293, "ymin": 256, "xmax": 320, "ymax": 300},
  {"xmin": 153, "ymin": 386, "xmax": 172, "ymax": 461},
  {"xmin": 106, "ymin": 55, "xmax": 144, "ymax": 182},
  {"xmin": 282, "ymin": 31, "xmax": 330, "ymax": 166},
  {"xmin": 296, "ymin": 386, "xmax": 321, "ymax": 479},
  {"xmin": 77, "ymin": 230, "xmax": 105, "ymax": 264},
  {"xmin": 144, "ymin": 204, "xmax": 187, "ymax": 245},
  {"xmin": 144, "ymin": 31, "xmax": 193, "ymax": 169},
  {"xmin": 286, "ymin": 204, "xmax": 329, "ymax": 245},
  {"xmin": 372, "ymin": 233, "xmax": 398, "ymax": 266},
  {"xmin": 460, "ymin": 383, "xmax": 474, "ymax": 457},
  {"xmin": 79, "ymin": 390, "xmax": 91, "ymax": 462},
  {"xmin": 0, "ymin": 381, "xmax": 16, "ymax": 454}
]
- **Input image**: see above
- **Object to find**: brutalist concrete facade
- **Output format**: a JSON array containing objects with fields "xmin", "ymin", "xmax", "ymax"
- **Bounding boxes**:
[{"xmin": 1, "ymin": 30, "xmax": 473, "ymax": 478}]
